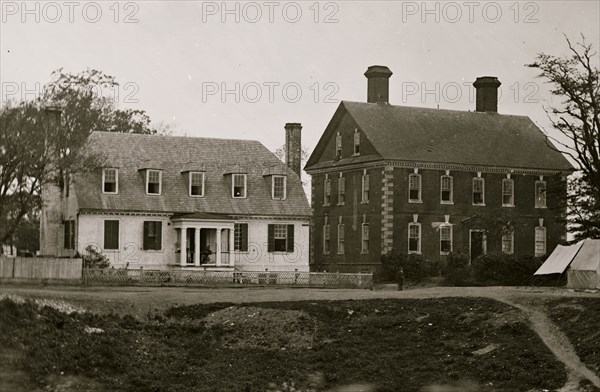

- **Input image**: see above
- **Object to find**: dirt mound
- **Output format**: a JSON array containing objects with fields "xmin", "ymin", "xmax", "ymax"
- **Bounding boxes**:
[{"xmin": 203, "ymin": 306, "xmax": 318, "ymax": 350}]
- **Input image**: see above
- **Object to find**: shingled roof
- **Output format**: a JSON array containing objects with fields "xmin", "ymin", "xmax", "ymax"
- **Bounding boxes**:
[
  {"xmin": 305, "ymin": 101, "xmax": 573, "ymax": 172},
  {"xmin": 74, "ymin": 132, "xmax": 311, "ymax": 217}
]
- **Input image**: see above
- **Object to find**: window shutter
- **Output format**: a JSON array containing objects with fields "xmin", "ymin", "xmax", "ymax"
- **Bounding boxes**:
[
  {"xmin": 286, "ymin": 224, "xmax": 294, "ymax": 252},
  {"xmin": 241, "ymin": 224, "xmax": 248, "ymax": 252},
  {"xmin": 155, "ymin": 222, "xmax": 162, "ymax": 250},
  {"xmin": 63, "ymin": 222, "xmax": 70, "ymax": 249},
  {"xmin": 267, "ymin": 224, "xmax": 274, "ymax": 252},
  {"xmin": 143, "ymin": 222, "xmax": 150, "ymax": 250}
]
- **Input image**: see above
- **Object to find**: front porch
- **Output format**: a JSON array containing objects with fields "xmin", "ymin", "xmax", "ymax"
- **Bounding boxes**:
[{"xmin": 171, "ymin": 214, "xmax": 235, "ymax": 269}]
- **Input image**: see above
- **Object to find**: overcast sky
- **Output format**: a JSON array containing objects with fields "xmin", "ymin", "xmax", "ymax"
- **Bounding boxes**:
[{"xmin": 1, "ymin": 0, "xmax": 599, "ymax": 155}]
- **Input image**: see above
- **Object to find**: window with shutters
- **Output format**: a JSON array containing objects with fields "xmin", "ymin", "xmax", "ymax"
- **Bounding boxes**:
[
  {"xmin": 409, "ymin": 173, "xmax": 422, "ymax": 202},
  {"xmin": 63, "ymin": 220, "xmax": 75, "ymax": 250},
  {"xmin": 323, "ymin": 175, "xmax": 331, "ymax": 205},
  {"xmin": 361, "ymin": 171, "xmax": 370, "ymax": 203},
  {"xmin": 473, "ymin": 177, "xmax": 485, "ymax": 205},
  {"xmin": 502, "ymin": 178, "xmax": 514, "ymax": 207},
  {"xmin": 338, "ymin": 175, "xmax": 345, "ymax": 205},
  {"xmin": 535, "ymin": 226, "xmax": 546, "ymax": 256},
  {"xmin": 335, "ymin": 132, "xmax": 342, "ymax": 158},
  {"xmin": 502, "ymin": 227, "xmax": 514, "ymax": 254},
  {"xmin": 103, "ymin": 168, "xmax": 118, "ymax": 194},
  {"xmin": 337, "ymin": 223, "xmax": 345, "ymax": 254},
  {"xmin": 535, "ymin": 180, "xmax": 547, "ymax": 208},
  {"xmin": 232, "ymin": 174, "xmax": 247, "ymax": 198},
  {"xmin": 234, "ymin": 223, "xmax": 248, "ymax": 251},
  {"xmin": 272, "ymin": 175, "xmax": 286, "ymax": 200},
  {"xmin": 104, "ymin": 220, "xmax": 119, "ymax": 250},
  {"xmin": 353, "ymin": 130, "xmax": 360, "ymax": 155},
  {"xmin": 323, "ymin": 223, "xmax": 331, "ymax": 254},
  {"xmin": 441, "ymin": 175, "xmax": 453, "ymax": 204},
  {"xmin": 143, "ymin": 221, "xmax": 162, "ymax": 250},
  {"xmin": 146, "ymin": 170, "xmax": 162, "ymax": 195},
  {"xmin": 189, "ymin": 172, "xmax": 205, "ymax": 197},
  {"xmin": 268, "ymin": 224, "xmax": 294, "ymax": 253},
  {"xmin": 361, "ymin": 223, "xmax": 369, "ymax": 254},
  {"xmin": 440, "ymin": 224, "xmax": 452, "ymax": 255},
  {"xmin": 408, "ymin": 223, "xmax": 421, "ymax": 254}
]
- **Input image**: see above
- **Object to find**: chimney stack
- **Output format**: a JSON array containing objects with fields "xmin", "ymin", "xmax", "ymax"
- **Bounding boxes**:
[
  {"xmin": 284, "ymin": 123, "xmax": 302, "ymax": 179},
  {"xmin": 473, "ymin": 76, "xmax": 501, "ymax": 112},
  {"xmin": 364, "ymin": 65, "xmax": 393, "ymax": 104}
]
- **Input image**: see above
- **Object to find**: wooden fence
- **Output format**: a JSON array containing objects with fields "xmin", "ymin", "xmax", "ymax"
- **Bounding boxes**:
[
  {"xmin": 83, "ymin": 269, "xmax": 373, "ymax": 289},
  {"xmin": 0, "ymin": 256, "xmax": 83, "ymax": 281}
]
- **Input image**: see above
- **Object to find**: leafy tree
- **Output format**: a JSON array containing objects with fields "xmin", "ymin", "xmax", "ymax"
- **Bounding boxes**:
[{"xmin": 527, "ymin": 35, "xmax": 600, "ymax": 240}]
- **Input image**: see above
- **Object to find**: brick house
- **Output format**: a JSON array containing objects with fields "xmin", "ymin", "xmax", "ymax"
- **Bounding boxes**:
[
  {"xmin": 40, "ymin": 124, "xmax": 311, "ymax": 272},
  {"xmin": 305, "ymin": 66, "xmax": 573, "ymax": 273}
]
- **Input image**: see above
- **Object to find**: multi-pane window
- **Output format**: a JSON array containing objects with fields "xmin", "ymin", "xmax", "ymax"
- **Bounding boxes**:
[
  {"xmin": 535, "ymin": 226, "xmax": 546, "ymax": 256},
  {"xmin": 232, "ymin": 174, "xmax": 247, "ymax": 198},
  {"xmin": 234, "ymin": 223, "xmax": 248, "ymax": 251},
  {"xmin": 502, "ymin": 227, "xmax": 514, "ymax": 254},
  {"xmin": 323, "ymin": 223, "xmax": 331, "ymax": 254},
  {"xmin": 63, "ymin": 220, "xmax": 75, "ymax": 250},
  {"xmin": 353, "ymin": 130, "xmax": 360, "ymax": 155},
  {"xmin": 408, "ymin": 223, "xmax": 421, "ymax": 254},
  {"xmin": 338, "ymin": 176, "xmax": 346, "ymax": 205},
  {"xmin": 147, "ymin": 170, "xmax": 161, "ymax": 195},
  {"xmin": 189, "ymin": 172, "xmax": 204, "ymax": 197},
  {"xmin": 272, "ymin": 175, "xmax": 286, "ymax": 200},
  {"xmin": 440, "ymin": 225, "xmax": 452, "ymax": 254},
  {"xmin": 409, "ymin": 173, "xmax": 422, "ymax": 202},
  {"xmin": 361, "ymin": 171, "xmax": 370, "ymax": 203},
  {"xmin": 473, "ymin": 177, "xmax": 485, "ymax": 205},
  {"xmin": 103, "ymin": 168, "xmax": 118, "ymax": 194},
  {"xmin": 268, "ymin": 224, "xmax": 294, "ymax": 252},
  {"xmin": 143, "ymin": 221, "xmax": 162, "ymax": 250},
  {"xmin": 335, "ymin": 132, "xmax": 342, "ymax": 158},
  {"xmin": 535, "ymin": 180, "xmax": 547, "ymax": 208},
  {"xmin": 361, "ymin": 223, "xmax": 369, "ymax": 254},
  {"xmin": 502, "ymin": 178, "xmax": 514, "ymax": 206},
  {"xmin": 337, "ymin": 222, "xmax": 345, "ymax": 254},
  {"xmin": 104, "ymin": 220, "xmax": 119, "ymax": 250},
  {"xmin": 441, "ymin": 175, "xmax": 453, "ymax": 204},
  {"xmin": 324, "ymin": 175, "xmax": 331, "ymax": 205}
]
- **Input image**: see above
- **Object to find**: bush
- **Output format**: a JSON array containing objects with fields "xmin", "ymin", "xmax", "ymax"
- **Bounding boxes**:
[
  {"xmin": 379, "ymin": 252, "xmax": 441, "ymax": 283},
  {"xmin": 83, "ymin": 245, "xmax": 110, "ymax": 269},
  {"xmin": 471, "ymin": 253, "xmax": 543, "ymax": 286},
  {"xmin": 442, "ymin": 251, "xmax": 473, "ymax": 286}
]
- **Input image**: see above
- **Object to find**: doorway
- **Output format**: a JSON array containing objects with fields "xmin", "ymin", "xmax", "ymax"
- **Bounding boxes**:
[{"xmin": 470, "ymin": 230, "xmax": 486, "ymax": 261}]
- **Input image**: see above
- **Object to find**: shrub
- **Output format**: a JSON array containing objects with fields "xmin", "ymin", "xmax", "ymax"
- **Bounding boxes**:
[
  {"xmin": 83, "ymin": 245, "xmax": 110, "ymax": 269},
  {"xmin": 472, "ymin": 253, "xmax": 544, "ymax": 286},
  {"xmin": 379, "ymin": 252, "xmax": 441, "ymax": 283},
  {"xmin": 442, "ymin": 251, "xmax": 473, "ymax": 286}
]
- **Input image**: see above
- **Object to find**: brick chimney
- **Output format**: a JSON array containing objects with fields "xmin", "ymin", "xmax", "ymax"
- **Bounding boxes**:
[
  {"xmin": 284, "ymin": 123, "xmax": 302, "ymax": 178},
  {"xmin": 364, "ymin": 65, "xmax": 393, "ymax": 103},
  {"xmin": 473, "ymin": 76, "xmax": 501, "ymax": 112}
]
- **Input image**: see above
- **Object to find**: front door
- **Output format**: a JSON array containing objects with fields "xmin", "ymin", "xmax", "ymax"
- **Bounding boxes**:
[{"xmin": 470, "ymin": 231, "xmax": 485, "ymax": 261}]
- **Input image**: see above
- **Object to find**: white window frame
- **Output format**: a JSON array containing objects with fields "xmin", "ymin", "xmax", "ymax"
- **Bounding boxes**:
[
  {"xmin": 337, "ymin": 175, "xmax": 345, "ymax": 205},
  {"xmin": 440, "ymin": 224, "xmax": 453, "ymax": 255},
  {"xmin": 502, "ymin": 178, "xmax": 514, "ymax": 207},
  {"xmin": 361, "ymin": 223, "xmax": 369, "ymax": 254},
  {"xmin": 440, "ymin": 175, "xmax": 453, "ymax": 204},
  {"xmin": 189, "ymin": 172, "xmax": 205, "ymax": 197},
  {"xmin": 502, "ymin": 227, "xmax": 514, "ymax": 254},
  {"xmin": 272, "ymin": 175, "xmax": 286, "ymax": 200},
  {"xmin": 353, "ymin": 130, "xmax": 360, "ymax": 156},
  {"xmin": 323, "ymin": 224, "xmax": 331, "ymax": 254},
  {"xmin": 472, "ymin": 177, "xmax": 485, "ymax": 206},
  {"xmin": 337, "ymin": 223, "xmax": 345, "ymax": 254},
  {"xmin": 146, "ymin": 170, "xmax": 162, "ymax": 195},
  {"xmin": 535, "ymin": 180, "xmax": 547, "ymax": 208},
  {"xmin": 408, "ymin": 173, "xmax": 422, "ymax": 203},
  {"xmin": 535, "ymin": 226, "xmax": 547, "ymax": 256},
  {"xmin": 408, "ymin": 222, "xmax": 421, "ymax": 254},
  {"xmin": 361, "ymin": 171, "xmax": 370, "ymax": 203},
  {"xmin": 323, "ymin": 175, "xmax": 331, "ymax": 206},
  {"xmin": 102, "ymin": 168, "xmax": 118, "ymax": 194},
  {"xmin": 335, "ymin": 132, "xmax": 342, "ymax": 158},
  {"xmin": 232, "ymin": 173, "xmax": 247, "ymax": 199}
]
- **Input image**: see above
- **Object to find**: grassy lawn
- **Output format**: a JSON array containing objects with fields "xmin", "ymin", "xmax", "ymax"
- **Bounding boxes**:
[
  {"xmin": 546, "ymin": 297, "xmax": 600, "ymax": 376},
  {"xmin": 0, "ymin": 296, "xmax": 567, "ymax": 392}
]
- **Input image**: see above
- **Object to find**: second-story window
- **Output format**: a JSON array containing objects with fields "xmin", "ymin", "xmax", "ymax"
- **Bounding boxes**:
[
  {"xmin": 147, "ymin": 170, "xmax": 162, "ymax": 195},
  {"xmin": 272, "ymin": 175, "xmax": 286, "ymax": 200},
  {"xmin": 338, "ymin": 175, "xmax": 345, "ymax": 205},
  {"xmin": 103, "ymin": 168, "xmax": 118, "ymax": 194},
  {"xmin": 441, "ymin": 175, "xmax": 453, "ymax": 204},
  {"xmin": 189, "ymin": 172, "xmax": 205, "ymax": 197},
  {"xmin": 409, "ymin": 173, "xmax": 422, "ymax": 202},
  {"xmin": 324, "ymin": 175, "xmax": 331, "ymax": 205},
  {"xmin": 232, "ymin": 174, "xmax": 247, "ymax": 198},
  {"xmin": 353, "ymin": 130, "xmax": 360, "ymax": 155},
  {"xmin": 502, "ymin": 178, "xmax": 514, "ymax": 207},
  {"xmin": 335, "ymin": 132, "xmax": 342, "ymax": 159},
  {"xmin": 361, "ymin": 170, "xmax": 370, "ymax": 203},
  {"xmin": 473, "ymin": 177, "xmax": 485, "ymax": 205},
  {"xmin": 535, "ymin": 179, "xmax": 547, "ymax": 208}
]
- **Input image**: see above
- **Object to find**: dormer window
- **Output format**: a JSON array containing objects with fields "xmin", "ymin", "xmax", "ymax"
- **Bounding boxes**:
[
  {"xmin": 189, "ymin": 172, "xmax": 205, "ymax": 197},
  {"xmin": 353, "ymin": 129, "xmax": 360, "ymax": 155},
  {"xmin": 146, "ymin": 170, "xmax": 162, "ymax": 195},
  {"xmin": 103, "ymin": 168, "xmax": 118, "ymax": 194},
  {"xmin": 335, "ymin": 132, "xmax": 342, "ymax": 158},
  {"xmin": 232, "ymin": 174, "xmax": 247, "ymax": 198},
  {"xmin": 272, "ymin": 175, "xmax": 286, "ymax": 200}
]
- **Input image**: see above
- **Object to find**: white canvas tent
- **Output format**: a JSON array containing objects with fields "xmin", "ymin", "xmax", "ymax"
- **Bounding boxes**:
[{"xmin": 534, "ymin": 239, "xmax": 600, "ymax": 289}]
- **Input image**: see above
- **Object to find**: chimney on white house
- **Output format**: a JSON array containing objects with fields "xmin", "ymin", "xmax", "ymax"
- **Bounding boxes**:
[
  {"xmin": 473, "ymin": 76, "xmax": 501, "ymax": 112},
  {"xmin": 284, "ymin": 122, "xmax": 302, "ymax": 178},
  {"xmin": 364, "ymin": 65, "xmax": 393, "ymax": 103}
]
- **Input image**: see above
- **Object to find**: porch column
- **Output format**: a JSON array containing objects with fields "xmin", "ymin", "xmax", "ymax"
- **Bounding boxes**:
[
  {"xmin": 180, "ymin": 227, "xmax": 187, "ymax": 267},
  {"xmin": 229, "ymin": 228, "xmax": 235, "ymax": 267},
  {"xmin": 193, "ymin": 227, "xmax": 200, "ymax": 266},
  {"xmin": 216, "ymin": 228, "xmax": 222, "ymax": 266}
]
